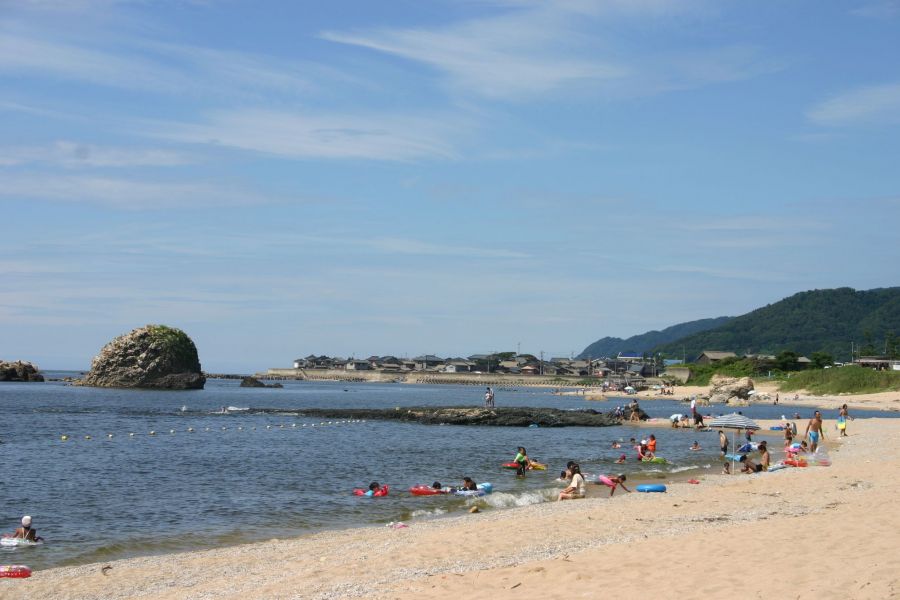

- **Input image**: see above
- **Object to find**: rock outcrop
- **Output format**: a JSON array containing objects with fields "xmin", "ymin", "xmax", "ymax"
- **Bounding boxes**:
[
  {"xmin": 240, "ymin": 376, "xmax": 283, "ymax": 388},
  {"xmin": 245, "ymin": 406, "xmax": 632, "ymax": 427},
  {"xmin": 79, "ymin": 325, "xmax": 205, "ymax": 390},
  {"xmin": 0, "ymin": 360, "xmax": 44, "ymax": 382},
  {"xmin": 708, "ymin": 374, "xmax": 754, "ymax": 405}
]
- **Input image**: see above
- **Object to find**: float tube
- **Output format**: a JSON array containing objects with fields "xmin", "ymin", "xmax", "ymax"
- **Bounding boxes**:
[
  {"xmin": 502, "ymin": 462, "xmax": 520, "ymax": 470},
  {"xmin": 636, "ymin": 484, "xmax": 667, "ymax": 493},
  {"xmin": 641, "ymin": 457, "xmax": 668, "ymax": 464},
  {"xmin": 0, "ymin": 565, "xmax": 32, "ymax": 578},
  {"xmin": 529, "ymin": 462, "xmax": 547, "ymax": 471},
  {"xmin": 784, "ymin": 459, "xmax": 807, "ymax": 468},
  {"xmin": 409, "ymin": 485, "xmax": 448, "ymax": 496},
  {"xmin": 454, "ymin": 483, "xmax": 493, "ymax": 497},
  {"xmin": 353, "ymin": 485, "xmax": 389, "ymax": 497},
  {"xmin": 0, "ymin": 537, "xmax": 42, "ymax": 547}
]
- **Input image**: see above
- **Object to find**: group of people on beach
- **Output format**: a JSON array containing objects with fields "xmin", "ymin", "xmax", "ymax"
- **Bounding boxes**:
[{"xmin": 557, "ymin": 461, "xmax": 630, "ymax": 501}]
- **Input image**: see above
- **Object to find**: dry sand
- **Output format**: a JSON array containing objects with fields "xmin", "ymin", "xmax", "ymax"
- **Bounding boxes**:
[
  {"xmin": 635, "ymin": 380, "xmax": 900, "ymax": 412},
  {"xmin": 2, "ymin": 416, "xmax": 897, "ymax": 600}
]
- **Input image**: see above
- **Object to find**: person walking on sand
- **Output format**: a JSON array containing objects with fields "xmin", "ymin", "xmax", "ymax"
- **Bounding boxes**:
[
  {"xmin": 804, "ymin": 411, "xmax": 825, "ymax": 452},
  {"xmin": 838, "ymin": 404, "xmax": 851, "ymax": 437}
]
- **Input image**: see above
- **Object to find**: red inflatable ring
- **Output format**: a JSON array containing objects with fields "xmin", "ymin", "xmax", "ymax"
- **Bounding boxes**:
[{"xmin": 0, "ymin": 565, "xmax": 32, "ymax": 578}]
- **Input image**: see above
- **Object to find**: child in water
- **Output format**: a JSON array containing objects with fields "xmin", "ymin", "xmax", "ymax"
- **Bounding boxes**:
[
  {"xmin": 461, "ymin": 477, "xmax": 478, "ymax": 491},
  {"xmin": 615, "ymin": 454, "xmax": 627, "ymax": 464},
  {"xmin": 690, "ymin": 441, "xmax": 701, "ymax": 451}
]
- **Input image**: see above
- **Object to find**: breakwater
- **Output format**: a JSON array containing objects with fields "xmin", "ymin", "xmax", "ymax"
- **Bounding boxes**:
[{"xmin": 262, "ymin": 368, "xmax": 588, "ymax": 387}]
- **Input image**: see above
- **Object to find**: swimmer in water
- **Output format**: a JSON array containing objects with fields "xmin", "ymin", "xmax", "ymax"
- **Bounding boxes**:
[
  {"xmin": 690, "ymin": 441, "xmax": 701, "ymax": 451},
  {"xmin": 615, "ymin": 453, "xmax": 626, "ymax": 464}
]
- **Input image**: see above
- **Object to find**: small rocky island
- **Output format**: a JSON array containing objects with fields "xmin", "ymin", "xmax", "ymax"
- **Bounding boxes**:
[
  {"xmin": 78, "ymin": 325, "xmax": 205, "ymax": 390},
  {"xmin": 244, "ymin": 406, "xmax": 647, "ymax": 427},
  {"xmin": 0, "ymin": 360, "xmax": 44, "ymax": 382},
  {"xmin": 240, "ymin": 376, "xmax": 283, "ymax": 388}
]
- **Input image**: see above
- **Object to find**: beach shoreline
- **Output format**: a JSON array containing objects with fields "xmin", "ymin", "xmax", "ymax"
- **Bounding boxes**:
[{"xmin": 3, "ymin": 414, "xmax": 894, "ymax": 600}]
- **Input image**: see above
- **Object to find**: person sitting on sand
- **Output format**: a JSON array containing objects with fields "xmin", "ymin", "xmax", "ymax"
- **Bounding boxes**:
[
  {"xmin": 723, "ymin": 461, "xmax": 731, "ymax": 474},
  {"xmin": 690, "ymin": 441, "xmax": 701, "ymax": 451},
  {"xmin": 558, "ymin": 464, "xmax": 585, "ymax": 500},
  {"xmin": 597, "ymin": 474, "xmax": 631, "ymax": 497},
  {"xmin": 758, "ymin": 441, "xmax": 770, "ymax": 471},
  {"xmin": 740, "ymin": 454, "xmax": 764, "ymax": 474},
  {"xmin": 461, "ymin": 477, "xmax": 478, "ymax": 491},
  {"xmin": 12, "ymin": 516, "xmax": 42, "ymax": 542}
]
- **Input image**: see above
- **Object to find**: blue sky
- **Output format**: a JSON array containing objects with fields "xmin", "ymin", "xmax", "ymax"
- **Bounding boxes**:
[{"xmin": 1, "ymin": 0, "xmax": 899, "ymax": 371}]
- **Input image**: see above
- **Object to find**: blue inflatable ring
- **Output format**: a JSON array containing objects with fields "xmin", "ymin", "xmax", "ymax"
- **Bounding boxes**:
[{"xmin": 636, "ymin": 484, "xmax": 667, "ymax": 493}]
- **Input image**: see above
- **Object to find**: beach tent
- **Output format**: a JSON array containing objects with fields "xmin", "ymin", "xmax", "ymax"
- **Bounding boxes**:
[{"xmin": 708, "ymin": 413, "xmax": 760, "ymax": 475}]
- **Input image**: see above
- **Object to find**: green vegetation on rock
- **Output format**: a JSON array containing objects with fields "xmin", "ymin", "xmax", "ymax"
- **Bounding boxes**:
[
  {"xmin": 779, "ymin": 365, "xmax": 900, "ymax": 395},
  {"xmin": 146, "ymin": 325, "xmax": 202, "ymax": 371}
]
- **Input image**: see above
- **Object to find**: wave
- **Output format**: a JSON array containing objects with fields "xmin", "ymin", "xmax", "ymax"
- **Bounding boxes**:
[
  {"xmin": 409, "ymin": 507, "xmax": 448, "ymax": 519},
  {"xmin": 475, "ymin": 489, "xmax": 557, "ymax": 508}
]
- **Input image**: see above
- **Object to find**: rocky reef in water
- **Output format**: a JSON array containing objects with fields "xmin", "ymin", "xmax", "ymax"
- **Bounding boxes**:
[
  {"xmin": 240, "ymin": 376, "xmax": 283, "ymax": 388},
  {"xmin": 78, "ymin": 325, "xmax": 205, "ymax": 390},
  {"xmin": 0, "ymin": 360, "xmax": 44, "ymax": 382},
  {"xmin": 244, "ymin": 406, "xmax": 647, "ymax": 427}
]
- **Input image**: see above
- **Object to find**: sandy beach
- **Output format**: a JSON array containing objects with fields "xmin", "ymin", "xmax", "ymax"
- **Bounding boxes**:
[
  {"xmin": 2, "ymin": 414, "xmax": 897, "ymax": 600},
  {"xmin": 617, "ymin": 380, "xmax": 900, "ymax": 412}
]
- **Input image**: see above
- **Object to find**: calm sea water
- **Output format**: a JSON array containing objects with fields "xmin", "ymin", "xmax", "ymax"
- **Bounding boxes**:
[{"xmin": 1, "ymin": 375, "xmax": 893, "ymax": 570}]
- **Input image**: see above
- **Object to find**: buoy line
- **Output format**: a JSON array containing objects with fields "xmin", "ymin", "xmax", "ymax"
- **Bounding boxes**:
[{"xmin": 55, "ymin": 419, "xmax": 367, "ymax": 442}]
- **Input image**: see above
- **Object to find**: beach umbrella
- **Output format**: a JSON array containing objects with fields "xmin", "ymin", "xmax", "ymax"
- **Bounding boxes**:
[{"xmin": 708, "ymin": 413, "xmax": 760, "ymax": 475}]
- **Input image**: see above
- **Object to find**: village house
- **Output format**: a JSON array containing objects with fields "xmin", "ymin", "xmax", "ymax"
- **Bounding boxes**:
[{"xmin": 695, "ymin": 351, "xmax": 737, "ymax": 364}]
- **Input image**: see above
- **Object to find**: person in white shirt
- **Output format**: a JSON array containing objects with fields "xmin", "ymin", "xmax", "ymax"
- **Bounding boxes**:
[{"xmin": 558, "ymin": 464, "xmax": 585, "ymax": 500}]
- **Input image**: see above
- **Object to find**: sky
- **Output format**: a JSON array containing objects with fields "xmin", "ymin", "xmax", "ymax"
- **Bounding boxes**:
[{"xmin": 1, "ymin": 0, "xmax": 899, "ymax": 372}]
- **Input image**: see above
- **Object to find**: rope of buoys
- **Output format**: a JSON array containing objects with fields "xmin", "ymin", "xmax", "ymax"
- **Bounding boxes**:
[{"xmin": 54, "ymin": 418, "xmax": 371, "ymax": 442}]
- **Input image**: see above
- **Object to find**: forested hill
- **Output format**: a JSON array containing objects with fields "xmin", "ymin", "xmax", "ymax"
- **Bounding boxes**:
[
  {"xmin": 578, "ymin": 317, "xmax": 733, "ymax": 359},
  {"xmin": 652, "ymin": 287, "xmax": 900, "ymax": 361}
]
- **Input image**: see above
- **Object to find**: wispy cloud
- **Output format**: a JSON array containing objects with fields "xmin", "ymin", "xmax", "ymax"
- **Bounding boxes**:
[
  {"xmin": 0, "ymin": 141, "xmax": 192, "ymax": 168},
  {"xmin": 0, "ymin": 173, "xmax": 280, "ymax": 210},
  {"xmin": 0, "ymin": 28, "xmax": 323, "ymax": 100},
  {"xmin": 143, "ymin": 108, "xmax": 463, "ymax": 161},
  {"xmin": 364, "ymin": 237, "xmax": 529, "ymax": 259},
  {"xmin": 808, "ymin": 82, "xmax": 900, "ymax": 125},
  {"xmin": 321, "ymin": 3, "xmax": 775, "ymax": 101}
]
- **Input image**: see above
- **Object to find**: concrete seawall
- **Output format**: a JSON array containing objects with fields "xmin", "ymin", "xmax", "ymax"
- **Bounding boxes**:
[{"xmin": 260, "ymin": 368, "xmax": 592, "ymax": 387}]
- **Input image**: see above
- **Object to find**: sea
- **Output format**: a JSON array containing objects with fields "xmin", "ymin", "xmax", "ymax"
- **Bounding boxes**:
[{"xmin": 2, "ymin": 374, "xmax": 895, "ymax": 570}]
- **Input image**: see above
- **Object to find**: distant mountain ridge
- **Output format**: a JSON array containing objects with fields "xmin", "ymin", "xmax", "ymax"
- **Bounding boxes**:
[
  {"xmin": 578, "ymin": 316, "xmax": 734, "ymax": 359},
  {"xmin": 651, "ymin": 287, "xmax": 900, "ymax": 361}
]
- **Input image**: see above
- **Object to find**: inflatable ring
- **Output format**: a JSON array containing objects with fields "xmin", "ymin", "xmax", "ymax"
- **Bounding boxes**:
[
  {"xmin": 0, "ymin": 565, "xmax": 32, "ymax": 578},
  {"xmin": 636, "ymin": 484, "xmax": 666, "ymax": 493}
]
